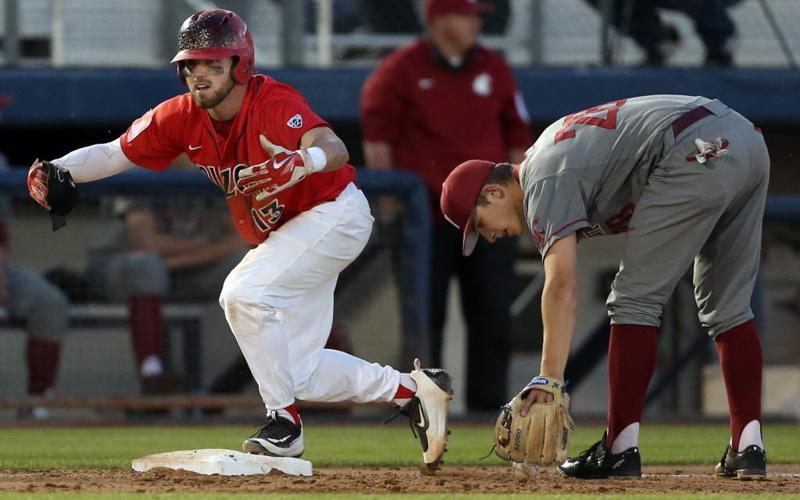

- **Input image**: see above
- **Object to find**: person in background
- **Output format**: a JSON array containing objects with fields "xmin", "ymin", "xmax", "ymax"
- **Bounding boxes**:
[
  {"xmin": 0, "ymin": 163, "xmax": 69, "ymax": 418},
  {"xmin": 361, "ymin": 0, "xmax": 533, "ymax": 411},
  {"xmin": 84, "ymin": 188, "xmax": 249, "ymax": 394},
  {"xmin": 585, "ymin": 0, "xmax": 738, "ymax": 67}
]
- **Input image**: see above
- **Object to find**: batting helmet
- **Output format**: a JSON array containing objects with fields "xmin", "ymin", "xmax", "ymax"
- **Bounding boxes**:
[{"xmin": 171, "ymin": 9, "xmax": 254, "ymax": 85}]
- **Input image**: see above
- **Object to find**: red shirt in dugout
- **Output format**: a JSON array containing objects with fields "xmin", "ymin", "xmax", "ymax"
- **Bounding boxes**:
[
  {"xmin": 120, "ymin": 74, "xmax": 356, "ymax": 245},
  {"xmin": 361, "ymin": 40, "xmax": 532, "ymax": 208}
]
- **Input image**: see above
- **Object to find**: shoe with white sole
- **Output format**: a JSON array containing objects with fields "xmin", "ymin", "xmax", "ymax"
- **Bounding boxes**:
[
  {"xmin": 242, "ymin": 410, "xmax": 304, "ymax": 458},
  {"xmin": 395, "ymin": 358, "xmax": 453, "ymax": 472}
]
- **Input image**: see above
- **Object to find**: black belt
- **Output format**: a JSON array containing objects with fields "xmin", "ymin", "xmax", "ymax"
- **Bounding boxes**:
[{"xmin": 671, "ymin": 106, "xmax": 713, "ymax": 137}]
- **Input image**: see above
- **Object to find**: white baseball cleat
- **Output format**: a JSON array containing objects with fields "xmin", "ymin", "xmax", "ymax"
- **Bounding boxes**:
[{"xmin": 398, "ymin": 358, "xmax": 453, "ymax": 472}]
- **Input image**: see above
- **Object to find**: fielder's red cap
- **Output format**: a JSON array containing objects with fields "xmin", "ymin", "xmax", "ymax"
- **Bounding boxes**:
[
  {"xmin": 440, "ymin": 159, "xmax": 496, "ymax": 256},
  {"xmin": 425, "ymin": 0, "xmax": 492, "ymax": 21}
]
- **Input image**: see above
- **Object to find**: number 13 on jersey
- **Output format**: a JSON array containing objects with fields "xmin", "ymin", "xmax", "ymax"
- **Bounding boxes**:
[{"xmin": 554, "ymin": 99, "xmax": 627, "ymax": 144}]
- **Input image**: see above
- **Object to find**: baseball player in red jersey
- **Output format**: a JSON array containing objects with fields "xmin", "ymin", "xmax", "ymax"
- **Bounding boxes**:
[
  {"xmin": 441, "ymin": 95, "xmax": 768, "ymax": 479},
  {"xmin": 26, "ymin": 9, "xmax": 453, "ymax": 470}
]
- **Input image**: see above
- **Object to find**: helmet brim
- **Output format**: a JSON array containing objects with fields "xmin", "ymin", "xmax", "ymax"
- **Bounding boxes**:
[{"xmin": 171, "ymin": 47, "xmax": 245, "ymax": 64}]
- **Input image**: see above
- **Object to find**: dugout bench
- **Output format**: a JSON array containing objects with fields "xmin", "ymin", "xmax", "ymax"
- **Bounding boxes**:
[{"xmin": 0, "ymin": 303, "xmax": 205, "ymax": 392}]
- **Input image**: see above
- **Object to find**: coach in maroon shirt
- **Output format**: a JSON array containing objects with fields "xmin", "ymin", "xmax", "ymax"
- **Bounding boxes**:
[{"xmin": 361, "ymin": 0, "xmax": 533, "ymax": 411}]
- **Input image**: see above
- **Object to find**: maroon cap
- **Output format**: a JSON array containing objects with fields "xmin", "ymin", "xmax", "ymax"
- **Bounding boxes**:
[
  {"xmin": 425, "ymin": 0, "xmax": 492, "ymax": 21},
  {"xmin": 440, "ymin": 159, "xmax": 495, "ymax": 256}
]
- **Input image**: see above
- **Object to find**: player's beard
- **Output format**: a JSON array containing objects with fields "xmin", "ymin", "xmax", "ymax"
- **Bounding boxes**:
[{"xmin": 192, "ymin": 77, "xmax": 236, "ymax": 109}]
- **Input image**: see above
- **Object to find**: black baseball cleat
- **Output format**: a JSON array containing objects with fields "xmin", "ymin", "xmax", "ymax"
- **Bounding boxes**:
[
  {"xmin": 242, "ymin": 410, "xmax": 304, "ymax": 458},
  {"xmin": 715, "ymin": 444, "xmax": 767, "ymax": 480},
  {"xmin": 557, "ymin": 431, "xmax": 641, "ymax": 479},
  {"xmin": 389, "ymin": 358, "xmax": 453, "ymax": 473}
]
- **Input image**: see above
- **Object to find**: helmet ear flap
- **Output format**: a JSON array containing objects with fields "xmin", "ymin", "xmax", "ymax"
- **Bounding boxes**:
[
  {"xmin": 232, "ymin": 32, "xmax": 254, "ymax": 83},
  {"xmin": 176, "ymin": 60, "xmax": 188, "ymax": 84},
  {"xmin": 231, "ymin": 56, "xmax": 244, "ymax": 84}
]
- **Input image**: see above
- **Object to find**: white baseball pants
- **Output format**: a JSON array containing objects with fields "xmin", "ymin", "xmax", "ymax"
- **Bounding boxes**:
[{"xmin": 219, "ymin": 183, "xmax": 402, "ymax": 410}]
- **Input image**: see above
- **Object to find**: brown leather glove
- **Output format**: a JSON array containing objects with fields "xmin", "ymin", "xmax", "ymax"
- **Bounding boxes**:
[{"xmin": 493, "ymin": 376, "xmax": 575, "ymax": 466}]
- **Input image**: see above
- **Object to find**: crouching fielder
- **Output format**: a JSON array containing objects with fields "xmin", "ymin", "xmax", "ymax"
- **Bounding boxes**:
[
  {"xmin": 26, "ymin": 8, "xmax": 452, "ymax": 470},
  {"xmin": 441, "ymin": 95, "xmax": 768, "ymax": 479}
]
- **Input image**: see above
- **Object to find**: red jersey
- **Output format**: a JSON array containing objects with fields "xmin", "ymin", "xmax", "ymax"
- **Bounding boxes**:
[
  {"xmin": 120, "ymin": 74, "xmax": 356, "ymax": 245},
  {"xmin": 360, "ymin": 39, "xmax": 532, "ymax": 214}
]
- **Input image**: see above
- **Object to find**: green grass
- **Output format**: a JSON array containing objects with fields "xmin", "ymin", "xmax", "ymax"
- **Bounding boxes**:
[
  {"xmin": 1, "ymin": 423, "xmax": 798, "ymax": 499},
  {"xmin": 0, "ymin": 422, "xmax": 798, "ymax": 470}
]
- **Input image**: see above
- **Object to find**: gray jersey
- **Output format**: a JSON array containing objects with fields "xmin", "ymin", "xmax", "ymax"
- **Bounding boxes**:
[{"xmin": 519, "ymin": 94, "xmax": 716, "ymax": 256}]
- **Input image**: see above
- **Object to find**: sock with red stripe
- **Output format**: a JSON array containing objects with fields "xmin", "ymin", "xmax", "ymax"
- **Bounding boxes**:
[
  {"xmin": 26, "ymin": 338, "xmax": 61, "ymax": 395},
  {"xmin": 606, "ymin": 324, "xmax": 658, "ymax": 450},
  {"xmin": 128, "ymin": 295, "xmax": 164, "ymax": 378},
  {"xmin": 392, "ymin": 373, "xmax": 417, "ymax": 407},
  {"xmin": 276, "ymin": 404, "xmax": 302, "ymax": 428},
  {"xmin": 715, "ymin": 320, "xmax": 763, "ymax": 451}
]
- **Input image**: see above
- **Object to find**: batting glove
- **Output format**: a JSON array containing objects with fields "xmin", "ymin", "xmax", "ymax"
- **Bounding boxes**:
[{"xmin": 236, "ymin": 135, "xmax": 327, "ymax": 201}]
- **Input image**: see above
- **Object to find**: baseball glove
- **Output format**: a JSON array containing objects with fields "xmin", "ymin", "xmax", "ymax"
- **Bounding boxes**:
[
  {"xmin": 27, "ymin": 159, "xmax": 79, "ymax": 231},
  {"xmin": 493, "ymin": 376, "xmax": 574, "ymax": 466}
]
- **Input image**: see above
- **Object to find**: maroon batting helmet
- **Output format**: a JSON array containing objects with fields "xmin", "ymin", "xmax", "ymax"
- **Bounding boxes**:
[{"xmin": 171, "ymin": 9, "xmax": 254, "ymax": 84}]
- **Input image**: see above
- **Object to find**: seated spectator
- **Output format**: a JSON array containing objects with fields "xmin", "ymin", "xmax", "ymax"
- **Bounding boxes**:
[
  {"xmin": 585, "ymin": 0, "xmax": 738, "ymax": 67},
  {"xmin": 84, "ymin": 191, "xmax": 248, "ymax": 394},
  {"xmin": 0, "ymin": 171, "xmax": 69, "ymax": 418}
]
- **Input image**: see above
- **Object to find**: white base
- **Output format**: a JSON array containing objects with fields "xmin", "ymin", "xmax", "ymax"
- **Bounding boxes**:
[{"xmin": 132, "ymin": 449, "xmax": 312, "ymax": 476}]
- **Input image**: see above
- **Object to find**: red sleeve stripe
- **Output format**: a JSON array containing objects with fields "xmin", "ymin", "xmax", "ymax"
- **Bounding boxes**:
[{"xmin": 534, "ymin": 217, "xmax": 588, "ymax": 251}]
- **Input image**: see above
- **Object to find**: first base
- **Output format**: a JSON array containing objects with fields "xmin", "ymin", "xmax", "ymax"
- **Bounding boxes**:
[{"xmin": 132, "ymin": 449, "xmax": 312, "ymax": 476}]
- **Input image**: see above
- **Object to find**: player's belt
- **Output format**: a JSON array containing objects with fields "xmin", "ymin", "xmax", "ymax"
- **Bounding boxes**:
[{"xmin": 671, "ymin": 105, "xmax": 713, "ymax": 137}]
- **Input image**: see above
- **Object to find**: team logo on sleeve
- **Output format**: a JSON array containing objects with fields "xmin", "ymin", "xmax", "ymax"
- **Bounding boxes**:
[
  {"xmin": 127, "ymin": 109, "xmax": 153, "ymax": 142},
  {"xmin": 286, "ymin": 113, "xmax": 303, "ymax": 129},
  {"xmin": 472, "ymin": 73, "xmax": 492, "ymax": 96},
  {"xmin": 418, "ymin": 78, "xmax": 435, "ymax": 90}
]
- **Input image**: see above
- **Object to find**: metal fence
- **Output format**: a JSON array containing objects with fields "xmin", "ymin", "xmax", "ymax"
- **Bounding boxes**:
[{"xmin": 2, "ymin": 0, "xmax": 799, "ymax": 68}]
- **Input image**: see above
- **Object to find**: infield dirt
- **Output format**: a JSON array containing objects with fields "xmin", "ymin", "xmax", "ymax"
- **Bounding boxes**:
[{"xmin": 1, "ymin": 465, "xmax": 799, "ymax": 495}]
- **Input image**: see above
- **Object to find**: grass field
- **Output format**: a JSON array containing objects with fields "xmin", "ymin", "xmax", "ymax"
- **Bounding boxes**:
[
  {"xmin": 0, "ymin": 422, "xmax": 798, "ymax": 498},
  {"xmin": 1, "ymin": 422, "xmax": 799, "ymax": 469}
]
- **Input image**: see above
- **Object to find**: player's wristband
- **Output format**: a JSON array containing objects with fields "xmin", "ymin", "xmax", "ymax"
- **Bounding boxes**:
[{"xmin": 303, "ymin": 147, "xmax": 327, "ymax": 174}]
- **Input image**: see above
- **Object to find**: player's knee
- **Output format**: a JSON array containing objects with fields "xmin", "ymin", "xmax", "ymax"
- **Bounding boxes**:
[
  {"xmin": 28, "ymin": 290, "xmax": 69, "ymax": 340},
  {"xmin": 607, "ymin": 301, "xmax": 663, "ymax": 327},
  {"xmin": 701, "ymin": 310, "xmax": 754, "ymax": 338},
  {"xmin": 32, "ymin": 280, "xmax": 69, "ymax": 317},
  {"xmin": 124, "ymin": 252, "xmax": 168, "ymax": 295},
  {"xmin": 218, "ymin": 285, "xmax": 274, "ymax": 319}
]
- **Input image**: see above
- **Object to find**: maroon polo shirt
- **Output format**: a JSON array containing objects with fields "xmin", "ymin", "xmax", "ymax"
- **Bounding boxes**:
[{"xmin": 360, "ymin": 39, "xmax": 532, "ymax": 218}]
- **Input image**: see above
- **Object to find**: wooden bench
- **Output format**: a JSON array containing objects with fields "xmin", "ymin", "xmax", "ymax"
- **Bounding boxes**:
[{"xmin": 0, "ymin": 303, "xmax": 205, "ymax": 392}]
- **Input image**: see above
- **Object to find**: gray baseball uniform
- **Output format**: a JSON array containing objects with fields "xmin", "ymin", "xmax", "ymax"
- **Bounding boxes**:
[
  {"xmin": 519, "ymin": 94, "xmax": 769, "ymax": 336},
  {"xmin": 0, "ymin": 197, "xmax": 69, "ymax": 341}
]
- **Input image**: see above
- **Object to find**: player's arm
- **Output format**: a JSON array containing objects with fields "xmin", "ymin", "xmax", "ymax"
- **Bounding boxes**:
[
  {"xmin": 164, "ymin": 215, "xmax": 249, "ymax": 269},
  {"xmin": 363, "ymin": 140, "xmax": 393, "ymax": 170},
  {"xmin": 51, "ymin": 138, "xmax": 136, "ymax": 183},
  {"xmin": 27, "ymin": 138, "xmax": 136, "ymax": 213},
  {"xmin": 520, "ymin": 232, "xmax": 578, "ymax": 413},
  {"xmin": 299, "ymin": 126, "xmax": 349, "ymax": 173},
  {"xmin": 125, "ymin": 208, "xmax": 206, "ymax": 258},
  {"xmin": 165, "ymin": 236, "xmax": 247, "ymax": 269},
  {"xmin": 540, "ymin": 232, "xmax": 578, "ymax": 380}
]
